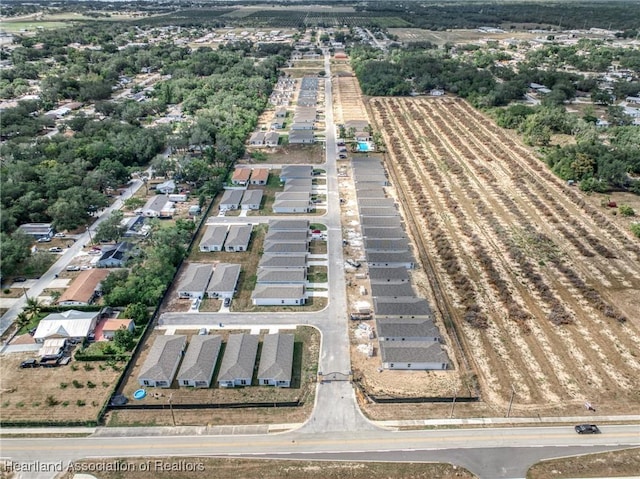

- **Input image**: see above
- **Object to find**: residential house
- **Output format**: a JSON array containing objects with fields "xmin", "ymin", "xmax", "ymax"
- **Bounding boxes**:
[
  {"xmin": 290, "ymin": 122, "xmax": 314, "ymax": 131},
  {"xmin": 283, "ymin": 178, "xmax": 313, "ymax": 192},
  {"xmin": 359, "ymin": 206, "xmax": 397, "ymax": 217},
  {"xmin": 102, "ymin": 319, "xmax": 135, "ymax": 340},
  {"xmin": 364, "ymin": 238, "xmax": 410, "ymax": 252},
  {"xmin": 263, "ymin": 241, "xmax": 308, "ymax": 255},
  {"xmin": 365, "ymin": 251, "xmax": 415, "ymax": 269},
  {"xmin": 96, "ymin": 242, "xmax": 134, "ymax": 268},
  {"xmin": 358, "ymin": 198, "xmax": 396, "ymax": 208},
  {"xmin": 373, "ymin": 297, "xmax": 433, "ymax": 319},
  {"xmin": 288, "ymin": 130, "xmax": 315, "ymax": 144},
  {"xmin": 177, "ymin": 335, "xmax": 222, "ymax": 388},
  {"xmin": 275, "ymin": 107, "xmax": 287, "ymax": 118},
  {"xmin": 177, "ymin": 263, "xmax": 213, "ymax": 299},
  {"xmin": 231, "ymin": 167, "xmax": 252, "ymax": 186},
  {"xmin": 122, "ymin": 215, "xmax": 147, "ymax": 237},
  {"xmin": 268, "ymin": 219, "xmax": 309, "ymax": 231},
  {"xmin": 257, "ymin": 268, "xmax": 306, "ymax": 284},
  {"xmin": 265, "ymin": 131, "xmax": 280, "ymax": 147},
  {"xmin": 58, "ymin": 269, "xmax": 111, "ymax": 306},
  {"xmin": 241, "ymin": 189, "xmax": 264, "ymax": 210},
  {"xmin": 217, "ymin": 333, "xmax": 259, "ymax": 387},
  {"xmin": 258, "ymin": 333, "xmax": 294, "ymax": 387},
  {"xmin": 142, "ymin": 195, "xmax": 174, "ymax": 218},
  {"xmin": 380, "ymin": 341, "xmax": 449, "ymax": 370},
  {"xmin": 377, "ymin": 317, "xmax": 442, "ymax": 342},
  {"xmin": 39, "ymin": 338, "xmax": 67, "ymax": 360},
  {"xmin": 368, "ymin": 266, "xmax": 410, "ymax": 284},
  {"xmin": 361, "ymin": 226, "xmax": 406, "ymax": 239},
  {"xmin": 33, "ymin": 310, "xmax": 100, "ymax": 343},
  {"xmin": 249, "ymin": 131, "xmax": 266, "ymax": 146},
  {"xmin": 370, "ymin": 282, "xmax": 416, "ymax": 298},
  {"xmin": 224, "ymin": 224, "xmax": 252, "ymax": 252},
  {"xmin": 360, "ymin": 216, "xmax": 403, "ymax": 228},
  {"xmin": 206, "ymin": 263, "xmax": 241, "ymax": 299},
  {"xmin": 199, "ymin": 225, "xmax": 228, "ymax": 252},
  {"xmin": 250, "ymin": 168, "xmax": 270, "ymax": 185},
  {"xmin": 155, "ymin": 180, "xmax": 175, "ymax": 194},
  {"xmin": 219, "ymin": 189, "xmax": 244, "ymax": 211},
  {"xmin": 17, "ymin": 223, "xmax": 54, "ymax": 240},
  {"xmin": 258, "ymin": 254, "xmax": 308, "ymax": 269},
  {"xmin": 272, "ymin": 199, "xmax": 311, "ymax": 214},
  {"xmin": 138, "ymin": 335, "xmax": 187, "ymax": 388},
  {"xmin": 251, "ymin": 284, "xmax": 306, "ymax": 306},
  {"xmin": 264, "ymin": 230, "xmax": 308, "ymax": 243}
]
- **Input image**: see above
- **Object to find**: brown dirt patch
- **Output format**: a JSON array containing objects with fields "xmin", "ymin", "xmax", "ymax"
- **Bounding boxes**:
[{"xmin": 527, "ymin": 447, "xmax": 640, "ymax": 479}]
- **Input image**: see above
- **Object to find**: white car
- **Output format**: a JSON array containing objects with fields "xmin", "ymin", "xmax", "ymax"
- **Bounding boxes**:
[{"xmin": 54, "ymin": 233, "xmax": 65, "ymax": 238}]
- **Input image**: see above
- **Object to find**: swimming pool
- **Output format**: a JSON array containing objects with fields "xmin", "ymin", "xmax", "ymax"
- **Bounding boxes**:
[{"xmin": 357, "ymin": 141, "xmax": 373, "ymax": 152}]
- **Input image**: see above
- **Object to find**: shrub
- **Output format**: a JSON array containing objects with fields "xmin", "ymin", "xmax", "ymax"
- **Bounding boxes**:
[
  {"xmin": 45, "ymin": 395, "xmax": 59, "ymax": 407},
  {"xmin": 619, "ymin": 205, "xmax": 635, "ymax": 216},
  {"xmin": 72, "ymin": 379, "xmax": 84, "ymax": 389},
  {"xmin": 87, "ymin": 381, "xmax": 96, "ymax": 389},
  {"xmin": 76, "ymin": 399, "xmax": 86, "ymax": 407},
  {"xmin": 3, "ymin": 289, "xmax": 10, "ymax": 294},
  {"xmin": 631, "ymin": 223, "xmax": 640, "ymax": 238},
  {"xmin": 70, "ymin": 363, "xmax": 78, "ymax": 371},
  {"xmin": 62, "ymin": 401, "xmax": 69, "ymax": 407},
  {"xmin": 83, "ymin": 363, "xmax": 94, "ymax": 371},
  {"xmin": 60, "ymin": 382, "xmax": 68, "ymax": 389}
]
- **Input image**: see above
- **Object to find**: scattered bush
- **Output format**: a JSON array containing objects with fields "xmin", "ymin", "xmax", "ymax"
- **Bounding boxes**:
[
  {"xmin": 83, "ymin": 363, "xmax": 94, "ymax": 371},
  {"xmin": 72, "ymin": 379, "xmax": 84, "ymax": 389},
  {"xmin": 59, "ymin": 382, "xmax": 68, "ymax": 389},
  {"xmin": 45, "ymin": 395, "xmax": 59, "ymax": 407},
  {"xmin": 619, "ymin": 205, "xmax": 635, "ymax": 217},
  {"xmin": 76, "ymin": 399, "xmax": 86, "ymax": 407},
  {"xmin": 87, "ymin": 381, "xmax": 96, "ymax": 389},
  {"xmin": 632, "ymin": 223, "xmax": 640, "ymax": 238}
]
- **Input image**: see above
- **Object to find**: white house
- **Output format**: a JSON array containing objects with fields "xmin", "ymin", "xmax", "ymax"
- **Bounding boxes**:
[
  {"xmin": 219, "ymin": 189, "xmax": 243, "ymax": 211},
  {"xmin": 224, "ymin": 224, "xmax": 252, "ymax": 252},
  {"xmin": 142, "ymin": 195, "xmax": 174, "ymax": 218},
  {"xmin": 251, "ymin": 284, "xmax": 307, "ymax": 306},
  {"xmin": 376, "ymin": 317, "xmax": 442, "ymax": 342},
  {"xmin": 240, "ymin": 189, "xmax": 264, "ymax": 210},
  {"xmin": 379, "ymin": 340, "xmax": 449, "ymax": 370},
  {"xmin": 217, "ymin": 334, "xmax": 259, "ymax": 387},
  {"xmin": 102, "ymin": 319, "xmax": 135, "ymax": 340},
  {"xmin": 177, "ymin": 335, "xmax": 222, "ymax": 388},
  {"xmin": 199, "ymin": 225, "xmax": 228, "ymax": 252},
  {"xmin": 206, "ymin": 263, "xmax": 241, "ymax": 299},
  {"xmin": 258, "ymin": 333, "xmax": 294, "ymax": 387},
  {"xmin": 33, "ymin": 310, "xmax": 100, "ymax": 343},
  {"xmin": 177, "ymin": 263, "xmax": 213, "ymax": 299}
]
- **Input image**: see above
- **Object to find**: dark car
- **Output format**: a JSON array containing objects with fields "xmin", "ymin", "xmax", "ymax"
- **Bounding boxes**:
[
  {"xmin": 20, "ymin": 359, "xmax": 38, "ymax": 368},
  {"xmin": 575, "ymin": 424, "xmax": 600, "ymax": 434},
  {"xmin": 223, "ymin": 297, "xmax": 231, "ymax": 307},
  {"xmin": 13, "ymin": 276, "xmax": 26, "ymax": 282}
]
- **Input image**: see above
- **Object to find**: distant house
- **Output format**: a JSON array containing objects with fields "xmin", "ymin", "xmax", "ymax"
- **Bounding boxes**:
[
  {"xmin": 231, "ymin": 167, "xmax": 252, "ymax": 186},
  {"xmin": 264, "ymin": 230, "xmax": 308, "ymax": 243},
  {"xmin": 373, "ymin": 297, "xmax": 433, "ymax": 319},
  {"xmin": 258, "ymin": 333, "xmax": 294, "ymax": 387},
  {"xmin": 249, "ymin": 131, "xmax": 266, "ymax": 146},
  {"xmin": 251, "ymin": 284, "xmax": 307, "ymax": 306},
  {"xmin": 370, "ymin": 282, "xmax": 415, "ymax": 298},
  {"xmin": 97, "ymin": 242, "xmax": 134, "ymax": 268},
  {"xmin": 263, "ymin": 241, "xmax": 308, "ymax": 255},
  {"xmin": 219, "ymin": 189, "xmax": 244, "ymax": 211},
  {"xmin": 290, "ymin": 122, "xmax": 313, "ymax": 130},
  {"xmin": 58, "ymin": 269, "xmax": 111, "ymax": 306},
  {"xmin": 33, "ymin": 310, "xmax": 100, "ymax": 343},
  {"xmin": 360, "ymin": 215, "xmax": 402, "ymax": 228},
  {"xmin": 268, "ymin": 219, "xmax": 309, "ymax": 232},
  {"xmin": 257, "ymin": 267, "xmax": 306, "ymax": 284},
  {"xmin": 273, "ymin": 199, "xmax": 311, "ymax": 214},
  {"xmin": 206, "ymin": 263, "xmax": 241, "ymax": 299},
  {"xmin": 224, "ymin": 224, "xmax": 252, "ymax": 252},
  {"xmin": 379, "ymin": 341, "xmax": 449, "ymax": 370},
  {"xmin": 250, "ymin": 168, "xmax": 270, "ymax": 185},
  {"xmin": 241, "ymin": 189, "xmax": 264, "ymax": 210},
  {"xmin": 368, "ymin": 266, "xmax": 410, "ymax": 284},
  {"xmin": 177, "ymin": 335, "xmax": 222, "ymax": 388},
  {"xmin": 361, "ymin": 226, "xmax": 406, "ymax": 239},
  {"xmin": 177, "ymin": 263, "xmax": 213, "ymax": 299},
  {"xmin": 155, "ymin": 180, "xmax": 175, "ymax": 194},
  {"xmin": 199, "ymin": 225, "xmax": 228, "ymax": 252},
  {"xmin": 265, "ymin": 131, "xmax": 280, "ymax": 147},
  {"xmin": 364, "ymin": 238, "xmax": 410, "ymax": 252},
  {"xmin": 377, "ymin": 317, "xmax": 442, "ymax": 342},
  {"xmin": 217, "ymin": 333, "xmax": 259, "ymax": 387},
  {"xmin": 102, "ymin": 319, "xmax": 135, "ymax": 340},
  {"xmin": 275, "ymin": 107, "xmax": 287, "ymax": 118},
  {"xmin": 18, "ymin": 223, "xmax": 54, "ymax": 240},
  {"xmin": 288, "ymin": 130, "xmax": 315, "ymax": 144},
  {"xmin": 138, "ymin": 335, "xmax": 187, "ymax": 388},
  {"xmin": 258, "ymin": 253, "xmax": 307, "ymax": 269},
  {"xmin": 142, "ymin": 195, "xmax": 174, "ymax": 218},
  {"xmin": 365, "ymin": 251, "xmax": 415, "ymax": 269}
]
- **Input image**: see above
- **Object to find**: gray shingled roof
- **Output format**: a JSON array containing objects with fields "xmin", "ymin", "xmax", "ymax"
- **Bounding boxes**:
[
  {"xmin": 376, "ymin": 317, "xmax": 441, "ymax": 340},
  {"xmin": 364, "ymin": 238, "xmax": 410, "ymax": 251},
  {"xmin": 143, "ymin": 195, "xmax": 172, "ymax": 213},
  {"xmin": 225, "ymin": 224, "xmax": 252, "ymax": 248},
  {"xmin": 275, "ymin": 192, "xmax": 310, "ymax": 201},
  {"xmin": 368, "ymin": 266, "xmax": 410, "ymax": 282},
  {"xmin": 374, "ymin": 297, "xmax": 433, "ymax": 318},
  {"xmin": 252, "ymin": 284, "xmax": 306, "ymax": 300},
  {"xmin": 219, "ymin": 189, "xmax": 244, "ymax": 207},
  {"xmin": 176, "ymin": 335, "xmax": 222, "ymax": 383},
  {"xmin": 200, "ymin": 225, "xmax": 228, "ymax": 248},
  {"xmin": 365, "ymin": 251, "xmax": 414, "ymax": 264},
  {"xmin": 355, "ymin": 187, "xmax": 387, "ymax": 199},
  {"xmin": 360, "ymin": 216, "xmax": 402, "ymax": 227},
  {"xmin": 380, "ymin": 340, "xmax": 449, "ymax": 365},
  {"xmin": 259, "ymin": 254, "xmax": 307, "ymax": 269},
  {"xmin": 257, "ymin": 267, "xmax": 306, "ymax": 284},
  {"xmin": 265, "ymin": 230, "xmax": 309, "ymax": 243},
  {"xmin": 138, "ymin": 335, "xmax": 186, "ymax": 383},
  {"xmin": 273, "ymin": 199, "xmax": 311, "ymax": 211},
  {"xmin": 361, "ymin": 226, "xmax": 406, "ymax": 239},
  {"xmin": 217, "ymin": 333, "xmax": 259, "ymax": 383},
  {"xmin": 206, "ymin": 263, "xmax": 241, "ymax": 295},
  {"xmin": 179, "ymin": 263, "xmax": 213, "ymax": 293},
  {"xmin": 263, "ymin": 241, "xmax": 308, "ymax": 254},
  {"xmin": 359, "ymin": 207, "xmax": 399, "ymax": 217},
  {"xmin": 241, "ymin": 189, "xmax": 264, "ymax": 206},
  {"xmin": 268, "ymin": 219, "xmax": 310, "ymax": 231},
  {"xmin": 358, "ymin": 198, "xmax": 396, "ymax": 208},
  {"xmin": 370, "ymin": 282, "xmax": 416, "ymax": 298},
  {"xmin": 258, "ymin": 333, "xmax": 294, "ymax": 382},
  {"xmin": 280, "ymin": 164, "xmax": 313, "ymax": 179}
]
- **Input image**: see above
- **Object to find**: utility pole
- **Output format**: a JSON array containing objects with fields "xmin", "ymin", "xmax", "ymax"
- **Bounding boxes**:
[
  {"xmin": 450, "ymin": 388, "xmax": 457, "ymax": 419},
  {"xmin": 168, "ymin": 393, "xmax": 176, "ymax": 426},
  {"xmin": 506, "ymin": 385, "xmax": 516, "ymax": 418}
]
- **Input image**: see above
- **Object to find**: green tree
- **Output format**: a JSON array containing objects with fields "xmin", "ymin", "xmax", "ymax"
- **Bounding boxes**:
[
  {"xmin": 113, "ymin": 328, "xmax": 135, "ymax": 351},
  {"xmin": 0, "ymin": 231, "xmax": 32, "ymax": 276},
  {"xmin": 94, "ymin": 211, "xmax": 126, "ymax": 243},
  {"xmin": 123, "ymin": 302, "xmax": 149, "ymax": 325}
]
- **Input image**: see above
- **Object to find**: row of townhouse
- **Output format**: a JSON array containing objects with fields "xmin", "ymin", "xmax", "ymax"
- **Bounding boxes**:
[{"xmin": 199, "ymin": 224, "xmax": 253, "ymax": 253}]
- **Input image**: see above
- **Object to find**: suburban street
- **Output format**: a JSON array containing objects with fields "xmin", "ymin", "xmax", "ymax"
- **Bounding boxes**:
[{"xmin": 2, "ymin": 51, "xmax": 639, "ymax": 479}]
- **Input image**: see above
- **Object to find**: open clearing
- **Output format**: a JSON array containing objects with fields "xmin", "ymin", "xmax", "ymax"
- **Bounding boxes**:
[
  {"xmin": 527, "ymin": 447, "xmax": 640, "ymax": 479},
  {"xmin": 58, "ymin": 458, "xmax": 475, "ymax": 479},
  {"xmin": 367, "ymin": 96, "xmax": 640, "ymax": 415}
]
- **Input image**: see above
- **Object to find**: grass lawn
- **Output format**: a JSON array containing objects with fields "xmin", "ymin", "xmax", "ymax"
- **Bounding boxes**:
[
  {"xmin": 527, "ymin": 447, "xmax": 640, "ymax": 479},
  {"xmin": 307, "ymin": 266, "xmax": 328, "ymax": 283}
]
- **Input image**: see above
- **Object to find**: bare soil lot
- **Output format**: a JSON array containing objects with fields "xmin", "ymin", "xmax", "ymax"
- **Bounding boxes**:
[
  {"xmin": 366, "ymin": 96, "xmax": 640, "ymax": 416},
  {"xmin": 58, "ymin": 458, "xmax": 475, "ymax": 479},
  {"xmin": 0, "ymin": 353, "xmax": 121, "ymax": 425},
  {"xmin": 388, "ymin": 28, "xmax": 540, "ymax": 45},
  {"xmin": 527, "ymin": 447, "xmax": 640, "ymax": 479},
  {"xmin": 107, "ymin": 326, "xmax": 319, "ymax": 426},
  {"xmin": 240, "ymin": 144, "xmax": 324, "ymax": 165}
]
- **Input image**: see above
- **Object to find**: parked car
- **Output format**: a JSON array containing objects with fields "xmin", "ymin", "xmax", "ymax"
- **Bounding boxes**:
[
  {"xmin": 223, "ymin": 297, "xmax": 231, "ymax": 307},
  {"xmin": 66, "ymin": 265, "xmax": 81, "ymax": 271},
  {"xmin": 48, "ymin": 247, "xmax": 63, "ymax": 253},
  {"xmin": 37, "ymin": 237, "xmax": 51, "ymax": 243},
  {"xmin": 13, "ymin": 276, "xmax": 26, "ymax": 282},
  {"xmin": 20, "ymin": 359, "xmax": 38, "ymax": 368},
  {"xmin": 575, "ymin": 424, "xmax": 600, "ymax": 434},
  {"xmin": 198, "ymin": 328, "xmax": 208, "ymax": 335},
  {"xmin": 54, "ymin": 233, "xmax": 66, "ymax": 238}
]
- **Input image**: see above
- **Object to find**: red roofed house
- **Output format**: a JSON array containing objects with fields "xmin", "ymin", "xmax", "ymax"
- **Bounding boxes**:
[
  {"xmin": 101, "ymin": 319, "xmax": 135, "ymax": 340},
  {"xmin": 231, "ymin": 167, "xmax": 251, "ymax": 186},
  {"xmin": 250, "ymin": 168, "xmax": 270, "ymax": 185}
]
